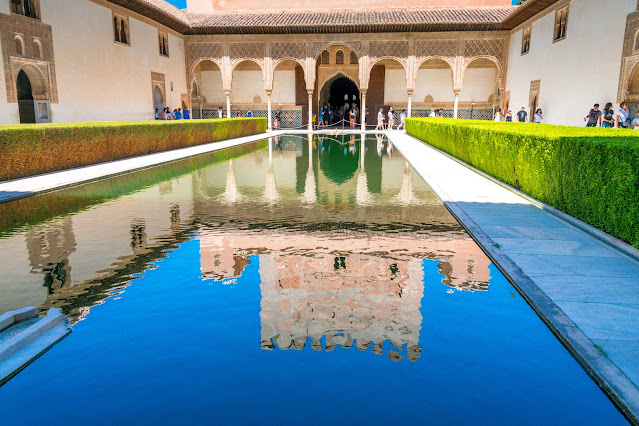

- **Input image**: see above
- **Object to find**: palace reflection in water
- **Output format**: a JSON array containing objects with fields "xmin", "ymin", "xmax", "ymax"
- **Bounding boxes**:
[{"xmin": 0, "ymin": 135, "xmax": 492, "ymax": 361}]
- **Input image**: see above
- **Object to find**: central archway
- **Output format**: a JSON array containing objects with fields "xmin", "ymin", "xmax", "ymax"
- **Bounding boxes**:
[
  {"xmin": 319, "ymin": 75, "xmax": 359, "ymax": 113},
  {"xmin": 17, "ymin": 70, "xmax": 35, "ymax": 123}
]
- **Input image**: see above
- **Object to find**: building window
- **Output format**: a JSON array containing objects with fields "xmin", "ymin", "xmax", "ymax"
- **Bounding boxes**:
[
  {"xmin": 553, "ymin": 7, "xmax": 568, "ymax": 42},
  {"xmin": 15, "ymin": 36, "xmax": 24, "ymax": 56},
  {"xmin": 321, "ymin": 50, "xmax": 329, "ymax": 64},
  {"xmin": 159, "ymin": 31, "xmax": 169, "ymax": 57},
  {"xmin": 11, "ymin": 0, "xmax": 39, "ymax": 19},
  {"xmin": 33, "ymin": 39, "xmax": 42, "ymax": 59},
  {"xmin": 350, "ymin": 51, "xmax": 357, "ymax": 65},
  {"xmin": 113, "ymin": 14, "xmax": 129, "ymax": 45},
  {"xmin": 521, "ymin": 27, "xmax": 531, "ymax": 55},
  {"xmin": 335, "ymin": 50, "xmax": 344, "ymax": 65}
]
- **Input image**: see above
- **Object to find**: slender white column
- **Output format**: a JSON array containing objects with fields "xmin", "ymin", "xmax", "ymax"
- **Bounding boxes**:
[
  {"xmin": 307, "ymin": 91, "xmax": 313, "ymax": 131},
  {"xmin": 360, "ymin": 91, "xmax": 367, "ymax": 131},
  {"xmin": 267, "ymin": 91, "xmax": 272, "ymax": 131},
  {"xmin": 453, "ymin": 92, "xmax": 460, "ymax": 119},
  {"xmin": 407, "ymin": 90, "xmax": 413, "ymax": 118},
  {"xmin": 225, "ymin": 91, "xmax": 231, "ymax": 119}
]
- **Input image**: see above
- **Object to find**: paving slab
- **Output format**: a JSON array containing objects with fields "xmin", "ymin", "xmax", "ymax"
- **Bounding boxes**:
[{"xmin": 387, "ymin": 130, "xmax": 639, "ymax": 423}]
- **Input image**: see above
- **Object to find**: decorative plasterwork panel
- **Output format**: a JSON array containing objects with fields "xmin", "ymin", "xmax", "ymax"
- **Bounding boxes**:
[
  {"xmin": 188, "ymin": 42, "xmax": 223, "ymax": 70},
  {"xmin": 415, "ymin": 39, "xmax": 457, "ymax": 58},
  {"xmin": 0, "ymin": 13, "xmax": 57, "ymax": 103},
  {"xmin": 229, "ymin": 42, "xmax": 265, "ymax": 60},
  {"xmin": 151, "ymin": 71, "xmax": 166, "ymax": 104},
  {"xmin": 529, "ymin": 79, "xmax": 541, "ymax": 108},
  {"xmin": 463, "ymin": 39, "xmax": 505, "ymax": 59},
  {"xmin": 272, "ymin": 42, "xmax": 306, "ymax": 61},
  {"xmin": 618, "ymin": 10, "xmax": 639, "ymax": 102},
  {"xmin": 314, "ymin": 41, "xmax": 362, "ymax": 58},
  {"xmin": 10, "ymin": 57, "xmax": 52, "ymax": 101},
  {"xmin": 369, "ymin": 41, "xmax": 409, "ymax": 59}
]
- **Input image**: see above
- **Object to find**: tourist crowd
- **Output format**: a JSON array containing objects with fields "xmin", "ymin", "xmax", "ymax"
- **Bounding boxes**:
[
  {"xmin": 583, "ymin": 101, "xmax": 639, "ymax": 129},
  {"xmin": 155, "ymin": 106, "xmax": 191, "ymax": 120}
]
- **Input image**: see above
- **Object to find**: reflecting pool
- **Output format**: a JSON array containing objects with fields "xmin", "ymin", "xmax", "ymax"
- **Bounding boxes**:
[{"xmin": 0, "ymin": 134, "xmax": 626, "ymax": 424}]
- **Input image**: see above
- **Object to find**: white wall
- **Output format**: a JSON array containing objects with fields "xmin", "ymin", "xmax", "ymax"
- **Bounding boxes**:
[
  {"xmin": 414, "ymin": 68, "xmax": 455, "ymax": 102},
  {"xmin": 505, "ymin": 0, "xmax": 636, "ymax": 126},
  {"xmin": 384, "ymin": 68, "xmax": 408, "ymax": 103},
  {"xmin": 230, "ymin": 70, "xmax": 267, "ymax": 104},
  {"xmin": 460, "ymin": 68, "xmax": 497, "ymax": 102},
  {"xmin": 272, "ymin": 70, "xmax": 295, "ymax": 105},
  {"xmin": 201, "ymin": 69, "xmax": 225, "ymax": 104},
  {"xmin": 35, "ymin": 0, "xmax": 188, "ymax": 123}
]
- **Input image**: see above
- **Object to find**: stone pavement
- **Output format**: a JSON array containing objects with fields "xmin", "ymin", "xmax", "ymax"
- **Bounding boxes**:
[
  {"xmin": 0, "ymin": 131, "xmax": 287, "ymax": 204},
  {"xmin": 387, "ymin": 130, "xmax": 639, "ymax": 423}
]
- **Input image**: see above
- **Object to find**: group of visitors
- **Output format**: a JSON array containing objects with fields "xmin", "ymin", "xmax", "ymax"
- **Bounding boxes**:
[
  {"xmin": 584, "ymin": 101, "xmax": 639, "ymax": 129},
  {"xmin": 376, "ymin": 107, "xmax": 407, "ymax": 130},
  {"xmin": 318, "ymin": 103, "xmax": 362, "ymax": 128},
  {"xmin": 234, "ymin": 109, "xmax": 254, "ymax": 118},
  {"xmin": 492, "ymin": 106, "xmax": 543, "ymax": 123},
  {"xmin": 429, "ymin": 108, "xmax": 445, "ymax": 118},
  {"xmin": 155, "ymin": 106, "xmax": 190, "ymax": 120}
]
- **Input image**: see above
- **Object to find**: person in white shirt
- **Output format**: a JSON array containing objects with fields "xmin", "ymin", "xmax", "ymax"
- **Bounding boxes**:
[
  {"xmin": 387, "ymin": 107, "xmax": 395, "ymax": 130},
  {"xmin": 397, "ymin": 109, "xmax": 406, "ymax": 130},
  {"xmin": 376, "ymin": 108, "xmax": 385, "ymax": 130},
  {"xmin": 429, "ymin": 109, "xmax": 436, "ymax": 118}
]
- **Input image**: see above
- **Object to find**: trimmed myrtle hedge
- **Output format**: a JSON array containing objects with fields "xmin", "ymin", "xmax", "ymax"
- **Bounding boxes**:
[
  {"xmin": 406, "ymin": 118, "xmax": 639, "ymax": 248},
  {"xmin": 0, "ymin": 140, "xmax": 267, "ymax": 237},
  {"xmin": 0, "ymin": 118, "xmax": 266, "ymax": 181}
]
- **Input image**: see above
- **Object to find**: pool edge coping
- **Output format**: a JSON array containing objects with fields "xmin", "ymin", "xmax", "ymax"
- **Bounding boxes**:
[{"xmin": 387, "ymin": 130, "xmax": 639, "ymax": 425}]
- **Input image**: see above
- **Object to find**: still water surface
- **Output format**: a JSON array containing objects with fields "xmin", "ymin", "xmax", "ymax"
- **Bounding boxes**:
[{"xmin": 0, "ymin": 134, "xmax": 626, "ymax": 424}]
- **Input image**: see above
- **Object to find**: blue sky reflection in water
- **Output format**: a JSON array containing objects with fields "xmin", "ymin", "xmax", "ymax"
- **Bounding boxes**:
[{"xmin": 0, "ymin": 135, "xmax": 626, "ymax": 425}]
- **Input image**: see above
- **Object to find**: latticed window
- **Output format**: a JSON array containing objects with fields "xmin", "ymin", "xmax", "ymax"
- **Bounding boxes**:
[
  {"xmin": 11, "ymin": 0, "xmax": 39, "ymax": 19},
  {"xmin": 159, "ymin": 32, "xmax": 169, "ymax": 57},
  {"xmin": 521, "ymin": 27, "xmax": 531, "ymax": 55},
  {"xmin": 335, "ymin": 50, "xmax": 344, "ymax": 64},
  {"xmin": 350, "ymin": 51, "xmax": 358, "ymax": 65},
  {"xmin": 321, "ymin": 50, "xmax": 329, "ymax": 64},
  {"xmin": 553, "ymin": 7, "xmax": 568, "ymax": 42},
  {"xmin": 113, "ymin": 14, "xmax": 129, "ymax": 45}
]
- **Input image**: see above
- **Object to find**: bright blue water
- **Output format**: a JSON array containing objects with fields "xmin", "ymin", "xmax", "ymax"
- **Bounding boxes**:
[{"xmin": 0, "ymin": 135, "xmax": 627, "ymax": 424}]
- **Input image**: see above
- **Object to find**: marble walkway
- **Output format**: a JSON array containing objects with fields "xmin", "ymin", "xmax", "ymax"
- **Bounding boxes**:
[{"xmin": 386, "ymin": 130, "xmax": 639, "ymax": 423}]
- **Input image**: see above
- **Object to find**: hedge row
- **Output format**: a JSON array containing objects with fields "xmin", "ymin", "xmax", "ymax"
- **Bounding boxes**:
[
  {"xmin": 0, "ymin": 140, "xmax": 267, "ymax": 237},
  {"xmin": 406, "ymin": 118, "xmax": 639, "ymax": 248},
  {"xmin": 0, "ymin": 118, "xmax": 266, "ymax": 181}
]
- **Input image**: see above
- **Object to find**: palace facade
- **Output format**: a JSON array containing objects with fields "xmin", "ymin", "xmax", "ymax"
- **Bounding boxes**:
[{"xmin": 1, "ymin": 0, "xmax": 639, "ymax": 127}]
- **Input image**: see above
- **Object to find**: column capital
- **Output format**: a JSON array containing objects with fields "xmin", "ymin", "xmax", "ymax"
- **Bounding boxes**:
[
  {"xmin": 407, "ymin": 89, "xmax": 414, "ymax": 96},
  {"xmin": 307, "ymin": 89, "xmax": 314, "ymax": 96},
  {"xmin": 266, "ymin": 89, "xmax": 272, "ymax": 96}
]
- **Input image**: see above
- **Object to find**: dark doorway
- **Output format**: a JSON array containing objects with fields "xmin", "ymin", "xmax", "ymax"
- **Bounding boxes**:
[
  {"xmin": 17, "ymin": 70, "xmax": 36, "ymax": 124},
  {"xmin": 325, "ymin": 77, "xmax": 359, "ymax": 109}
]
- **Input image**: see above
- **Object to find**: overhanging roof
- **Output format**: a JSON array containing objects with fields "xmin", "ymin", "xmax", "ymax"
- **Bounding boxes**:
[
  {"xmin": 107, "ymin": 0, "xmax": 191, "ymax": 32},
  {"xmin": 185, "ymin": 7, "xmax": 515, "ymax": 35},
  {"xmin": 501, "ymin": 0, "xmax": 563, "ymax": 30},
  {"xmin": 107, "ymin": 0, "xmax": 565, "ymax": 35}
]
